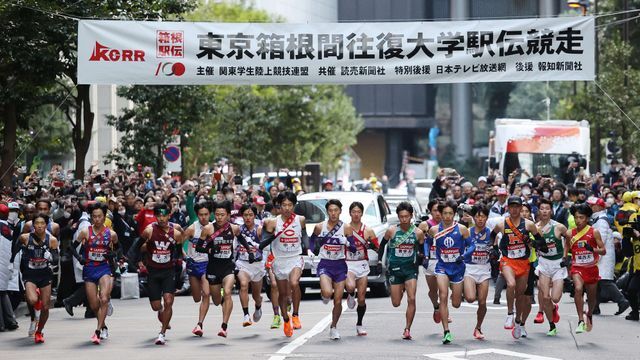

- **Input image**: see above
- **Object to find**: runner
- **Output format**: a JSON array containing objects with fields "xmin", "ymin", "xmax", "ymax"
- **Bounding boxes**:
[
  {"xmin": 518, "ymin": 202, "xmax": 537, "ymax": 338},
  {"xmin": 427, "ymin": 200, "xmax": 472, "ymax": 344},
  {"xmin": 533, "ymin": 199, "xmax": 569, "ymax": 336},
  {"xmin": 196, "ymin": 200, "xmax": 254, "ymax": 338},
  {"xmin": 259, "ymin": 191, "xmax": 309, "ymax": 337},
  {"xmin": 11, "ymin": 214, "xmax": 59, "ymax": 344},
  {"xmin": 490, "ymin": 196, "xmax": 547, "ymax": 339},
  {"xmin": 345, "ymin": 201, "xmax": 379, "ymax": 336},
  {"xmin": 71, "ymin": 202, "xmax": 119, "ymax": 344},
  {"xmin": 264, "ymin": 197, "xmax": 282, "ymax": 330},
  {"xmin": 568, "ymin": 203, "xmax": 606, "ymax": 333},
  {"xmin": 463, "ymin": 204, "xmax": 494, "ymax": 340},
  {"xmin": 181, "ymin": 202, "xmax": 211, "ymax": 337},
  {"xmin": 235, "ymin": 204, "xmax": 265, "ymax": 328},
  {"xmin": 378, "ymin": 201, "xmax": 425, "ymax": 340},
  {"xmin": 140, "ymin": 203, "xmax": 185, "ymax": 345},
  {"xmin": 418, "ymin": 199, "xmax": 445, "ymax": 324},
  {"xmin": 310, "ymin": 199, "xmax": 355, "ymax": 340}
]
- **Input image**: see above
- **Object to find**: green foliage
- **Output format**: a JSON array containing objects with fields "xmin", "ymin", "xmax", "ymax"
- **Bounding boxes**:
[
  {"xmin": 185, "ymin": 1, "xmax": 279, "ymax": 22},
  {"xmin": 506, "ymin": 82, "xmax": 574, "ymax": 120}
]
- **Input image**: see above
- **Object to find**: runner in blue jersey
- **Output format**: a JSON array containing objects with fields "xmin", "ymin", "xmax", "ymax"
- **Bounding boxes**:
[{"xmin": 427, "ymin": 200, "xmax": 472, "ymax": 344}]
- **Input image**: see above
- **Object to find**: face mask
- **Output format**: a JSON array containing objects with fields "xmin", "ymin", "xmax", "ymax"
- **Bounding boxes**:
[
  {"xmin": 543, "ymin": 191, "xmax": 551, "ymax": 198},
  {"xmin": 606, "ymin": 198, "xmax": 615, "ymax": 206},
  {"xmin": 8, "ymin": 212, "xmax": 18, "ymax": 223},
  {"xmin": 225, "ymin": 194, "xmax": 234, "ymax": 201},
  {"xmin": 51, "ymin": 202, "xmax": 58, "ymax": 211},
  {"xmin": 63, "ymin": 211, "xmax": 71, "ymax": 219},
  {"xmin": 522, "ymin": 189, "xmax": 531, "ymax": 196},
  {"xmin": 118, "ymin": 209, "xmax": 126, "ymax": 216}
]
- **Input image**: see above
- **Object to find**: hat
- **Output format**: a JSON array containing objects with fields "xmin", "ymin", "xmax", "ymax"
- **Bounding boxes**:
[
  {"xmin": 0, "ymin": 204, "xmax": 8, "ymax": 216},
  {"xmin": 254, "ymin": 196, "xmax": 266, "ymax": 205},
  {"xmin": 292, "ymin": 177, "xmax": 301, "ymax": 183},
  {"xmin": 370, "ymin": 176, "xmax": 378, "ymax": 183},
  {"xmin": 587, "ymin": 197, "xmax": 606, "ymax": 207},
  {"xmin": 7, "ymin": 202, "xmax": 20, "ymax": 210},
  {"xmin": 507, "ymin": 196, "xmax": 523, "ymax": 205},
  {"xmin": 477, "ymin": 176, "xmax": 487, "ymax": 183},
  {"xmin": 496, "ymin": 187, "xmax": 508, "ymax": 196},
  {"xmin": 323, "ymin": 179, "xmax": 333, "ymax": 185}
]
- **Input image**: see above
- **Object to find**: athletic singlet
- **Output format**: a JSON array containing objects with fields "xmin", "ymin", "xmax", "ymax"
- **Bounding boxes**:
[
  {"xmin": 466, "ymin": 226, "xmax": 491, "ymax": 265},
  {"xmin": 187, "ymin": 221, "xmax": 209, "ymax": 263},
  {"xmin": 317, "ymin": 221, "xmax": 347, "ymax": 261},
  {"xmin": 272, "ymin": 214, "xmax": 302, "ymax": 259},
  {"xmin": 146, "ymin": 223, "xmax": 177, "ymax": 270},
  {"xmin": 84, "ymin": 226, "xmax": 111, "ymax": 267},
  {"xmin": 571, "ymin": 226, "xmax": 598, "ymax": 267},
  {"xmin": 387, "ymin": 225, "xmax": 417, "ymax": 266},
  {"xmin": 435, "ymin": 223, "xmax": 465, "ymax": 264},
  {"xmin": 538, "ymin": 221, "xmax": 564, "ymax": 260},
  {"xmin": 346, "ymin": 223, "xmax": 368, "ymax": 261},
  {"xmin": 21, "ymin": 233, "xmax": 51, "ymax": 271},
  {"xmin": 500, "ymin": 218, "xmax": 530, "ymax": 260},
  {"xmin": 236, "ymin": 224, "xmax": 261, "ymax": 262},
  {"xmin": 207, "ymin": 223, "xmax": 235, "ymax": 260}
]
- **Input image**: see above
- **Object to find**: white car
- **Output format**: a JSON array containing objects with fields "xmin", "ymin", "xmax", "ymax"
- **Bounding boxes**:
[
  {"xmin": 392, "ymin": 178, "xmax": 434, "ymax": 209},
  {"xmin": 294, "ymin": 191, "xmax": 393, "ymax": 297}
]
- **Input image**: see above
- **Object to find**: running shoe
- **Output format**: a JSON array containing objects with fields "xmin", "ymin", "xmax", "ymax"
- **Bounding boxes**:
[
  {"xmin": 512, "ymin": 323, "xmax": 522, "ymax": 339},
  {"xmin": 329, "ymin": 327, "xmax": 340, "ymax": 340},
  {"xmin": 347, "ymin": 293, "xmax": 356, "ymax": 310},
  {"xmin": 504, "ymin": 314, "xmax": 515, "ymax": 329},
  {"xmin": 553, "ymin": 304, "xmax": 560, "ymax": 323},
  {"xmin": 442, "ymin": 331, "xmax": 453, "ymax": 344},
  {"xmin": 155, "ymin": 333, "xmax": 166, "ymax": 345},
  {"xmin": 575, "ymin": 321, "xmax": 586, "ymax": 334},
  {"xmin": 547, "ymin": 328, "xmax": 558, "ymax": 336},
  {"xmin": 253, "ymin": 307, "xmax": 263, "ymax": 323},
  {"xmin": 521, "ymin": 326, "xmax": 528, "ymax": 338},
  {"xmin": 28, "ymin": 320, "xmax": 38, "ymax": 337},
  {"xmin": 271, "ymin": 315, "xmax": 282, "ymax": 329},
  {"xmin": 243, "ymin": 314, "xmax": 252, "ymax": 327},
  {"xmin": 586, "ymin": 313, "xmax": 593, "ymax": 332},
  {"xmin": 283, "ymin": 318, "xmax": 293, "ymax": 337},
  {"xmin": 192, "ymin": 324, "xmax": 203, "ymax": 337},
  {"xmin": 107, "ymin": 301, "xmax": 114, "ymax": 317},
  {"xmin": 100, "ymin": 326, "xmax": 109, "ymax": 340},
  {"xmin": 91, "ymin": 330, "xmax": 101, "ymax": 345},
  {"xmin": 433, "ymin": 309, "xmax": 441, "ymax": 324},
  {"xmin": 473, "ymin": 328, "xmax": 485, "ymax": 340},
  {"xmin": 402, "ymin": 328, "xmax": 412, "ymax": 340},
  {"xmin": 34, "ymin": 331, "xmax": 44, "ymax": 344},
  {"xmin": 534, "ymin": 311, "xmax": 544, "ymax": 324},
  {"xmin": 292, "ymin": 315, "xmax": 302, "ymax": 330},
  {"xmin": 356, "ymin": 325, "xmax": 367, "ymax": 336},
  {"xmin": 217, "ymin": 328, "xmax": 227, "ymax": 338},
  {"xmin": 63, "ymin": 299, "xmax": 74, "ymax": 317}
]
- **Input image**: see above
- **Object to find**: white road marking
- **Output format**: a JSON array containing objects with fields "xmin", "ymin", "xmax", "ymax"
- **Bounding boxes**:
[
  {"xmin": 460, "ymin": 302, "xmax": 539, "ymax": 310},
  {"xmin": 424, "ymin": 348, "xmax": 562, "ymax": 360}
]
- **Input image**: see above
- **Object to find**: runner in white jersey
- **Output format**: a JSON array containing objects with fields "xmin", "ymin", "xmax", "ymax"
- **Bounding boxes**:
[
  {"xmin": 182, "ymin": 202, "xmax": 211, "ymax": 337},
  {"xmin": 259, "ymin": 191, "xmax": 309, "ymax": 338},
  {"xmin": 310, "ymin": 199, "xmax": 355, "ymax": 340},
  {"xmin": 345, "ymin": 201, "xmax": 379, "ymax": 336},
  {"xmin": 235, "ymin": 204, "xmax": 265, "ymax": 327}
]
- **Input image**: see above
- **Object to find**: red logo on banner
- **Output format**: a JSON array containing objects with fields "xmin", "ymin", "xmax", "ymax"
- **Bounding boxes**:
[
  {"xmin": 155, "ymin": 62, "xmax": 186, "ymax": 77},
  {"xmin": 157, "ymin": 30, "xmax": 184, "ymax": 58},
  {"xmin": 89, "ymin": 42, "xmax": 145, "ymax": 62}
]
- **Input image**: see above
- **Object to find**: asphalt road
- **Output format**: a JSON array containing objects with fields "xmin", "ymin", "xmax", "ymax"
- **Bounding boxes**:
[{"xmin": 1, "ymin": 272, "xmax": 638, "ymax": 360}]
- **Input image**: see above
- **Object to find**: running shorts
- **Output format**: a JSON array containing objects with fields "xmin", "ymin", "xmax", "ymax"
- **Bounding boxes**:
[
  {"xmin": 535, "ymin": 257, "xmax": 568, "ymax": 282},
  {"xmin": 317, "ymin": 259, "xmax": 348, "ymax": 283},
  {"xmin": 272, "ymin": 256, "xmax": 304, "ymax": 281},
  {"xmin": 464, "ymin": 263, "xmax": 491, "ymax": 284},
  {"xmin": 388, "ymin": 263, "xmax": 418, "ymax": 285},
  {"xmin": 571, "ymin": 265, "xmax": 600, "ymax": 285},
  {"xmin": 423, "ymin": 259, "xmax": 437, "ymax": 276},
  {"xmin": 147, "ymin": 268, "xmax": 175, "ymax": 302},
  {"xmin": 206, "ymin": 259, "xmax": 236, "ymax": 285},
  {"xmin": 500, "ymin": 257, "xmax": 530, "ymax": 278},
  {"xmin": 186, "ymin": 259, "xmax": 208, "ymax": 278},
  {"xmin": 347, "ymin": 260, "xmax": 370, "ymax": 279},
  {"xmin": 435, "ymin": 262, "xmax": 465, "ymax": 284},
  {"xmin": 236, "ymin": 259, "xmax": 266, "ymax": 282},
  {"xmin": 83, "ymin": 263, "xmax": 112, "ymax": 284}
]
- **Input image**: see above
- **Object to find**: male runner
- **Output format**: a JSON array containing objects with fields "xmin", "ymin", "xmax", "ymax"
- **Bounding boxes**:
[
  {"xmin": 567, "ymin": 204, "xmax": 606, "ymax": 333},
  {"xmin": 428, "ymin": 200, "xmax": 472, "ymax": 344},
  {"xmin": 12, "ymin": 214, "xmax": 59, "ymax": 344},
  {"xmin": 140, "ymin": 203, "xmax": 185, "ymax": 345},
  {"xmin": 260, "ymin": 192, "xmax": 309, "ymax": 337},
  {"xmin": 182, "ymin": 202, "xmax": 211, "ymax": 337},
  {"xmin": 235, "ymin": 204, "xmax": 265, "ymax": 327},
  {"xmin": 490, "ymin": 196, "xmax": 547, "ymax": 339},
  {"xmin": 311, "ymin": 199, "xmax": 355, "ymax": 340},
  {"xmin": 464, "ymin": 204, "xmax": 494, "ymax": 340},
  {"xmin": 196, "ymin": 200, "xmax": 253, "ymax": 338},
  {"xmin": 378, "ymin": 202, "xmax": 425, "ymax": 340},
  {"xmin": 419, "ymin": 199, "xmax": 445, "ymax": 324},
  {"xmin": 264, "ymin": 197, "xmax": 282, "ymax": 329},
  {"xmin": 534, "ymin": 199, "xmax": 569, "ymax": 336},
  {"xmin": 71, "ymin": 202, "xmax": 119, "ymax": 344},
  {"xmin": 346, "ymin": 201, "xmax": 379, "ymax": 336}
]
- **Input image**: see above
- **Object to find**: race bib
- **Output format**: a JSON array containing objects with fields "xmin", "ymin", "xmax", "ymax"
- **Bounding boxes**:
[
  {"xmin": 88, "ymin": 248, "xmax": 107, "ymax": 262},
  {"xmin": 542, "ymin": 241, "xmax": 558, "ymax": 256},
  {"xmin": 574, "ymin": 248, "xmax": 595, "ymax": 265},
  {"xmin": 507, "ymin": 243, "xmax": 527, "ymax": 258},
  {"xmin": 278, "ymin": 237, "xmax": 301, "ymax": 254},
  {"xmin": 471, "ymin": 244, "xmax": 489, "ymax": 264},
  {"xmin": 214, "ymin": 240, "xmax": 233, "ymax": 259},
  {"xmin": 440, "ymin": 248, "xmax": 460, "ymax": 263},
  {"xmin": 347, "ymin": 242, "xmax": 367, "ymax": 261},
  {"xmin": 28, "ymin": 258, "xmax": 47, "ymax": 270},
  {"xmin": 152, "ymin": 249, "xmax": 171, "ymax": 264},
  {"xmin": 394, "ymin": 243, "xmax": 414, "ymax": 258},
  {"xmin": 320, "ymin": 243, "xmax": 344, "ymax": 260},
  {"xmin": 429, "ymin": 245, "xmax": 437, "ymax": 259}
]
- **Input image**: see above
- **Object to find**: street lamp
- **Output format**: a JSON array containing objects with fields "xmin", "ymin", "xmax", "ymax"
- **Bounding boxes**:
[{"xmin": 567, "ymin": 0, "xmax": 589, "ymax": 15}]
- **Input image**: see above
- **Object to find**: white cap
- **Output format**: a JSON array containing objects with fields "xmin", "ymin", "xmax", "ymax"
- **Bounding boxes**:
[{"xmin": 478, "ymin": 176, "xmax": 487, "ymax": 183}]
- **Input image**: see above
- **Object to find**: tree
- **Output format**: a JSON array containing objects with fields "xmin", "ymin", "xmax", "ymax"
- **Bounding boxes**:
[{"xmin": 106, "ymin": 85, "xmax": 215, "ymax": 174}]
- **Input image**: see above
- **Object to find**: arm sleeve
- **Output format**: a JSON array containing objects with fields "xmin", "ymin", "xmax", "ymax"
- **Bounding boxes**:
[
  {"xmin": 236, "ymin": 233, "xmax": 251, "ymax": 253},
  {"xmin": 186, "ymin": 192, "xmax": 197, "ymax": 226},
  {"xmin": 259, "ymin": 230, "xmax": 276, "ymax": 250},
  {"xmin": 346, "ymin": 235, "xmax": 357, "ymax": 253},
  {"xmin": 310, "ymin": 233, "xmax": 320, "ymax": 255},
  {"xmin": 377, "ymin": 238, "xmax": 389, "ymax": 261},
  {"xmin": 50, "ymin": 248, "xmax": 60, "ymax": 265},
  {"xmin": 301, "ymin": 228, "xmax": 310, "ymax": 253},
  {"xmin": 10, "ymin": 239, "xmax": 25, "ymax": 263},
  {"xmin": 68, "ymin": 240, "xmax": 84, "ymax": 263},
  {"xmin": 369, "ymin": 236, "xmax": 380, "ymax": 250},
  {"xmin": 195, "ymin": 236, "xmax": 210, "ymax": 254},
  {"xmin": 462, "ymin": 237, "xmax": 476, "ymax": 259}
]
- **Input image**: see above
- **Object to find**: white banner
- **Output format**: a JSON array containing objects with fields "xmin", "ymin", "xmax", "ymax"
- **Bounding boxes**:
[{"xmin": 78, "ymin": 17, "xmax": 595, "ymax": 85}]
